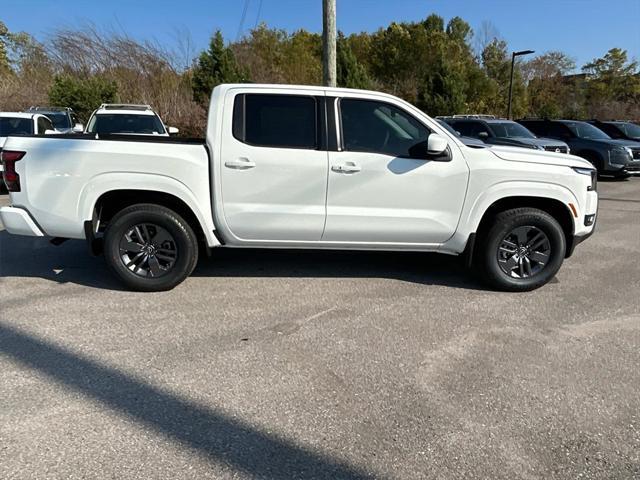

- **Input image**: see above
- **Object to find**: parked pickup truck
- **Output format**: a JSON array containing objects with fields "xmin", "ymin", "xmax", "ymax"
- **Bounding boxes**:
[{"xmin": 0, "ymin": 84, "xmax": 598, "ymax": 292}]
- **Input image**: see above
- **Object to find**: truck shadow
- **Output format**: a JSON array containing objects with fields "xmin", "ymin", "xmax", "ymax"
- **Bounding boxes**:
[
  {"xmin": 0, "ymin": 231, "xmax": 485, "ymax": 291},
  {"xmin": 0, "ymin": 321, "xmax": 376, "ymax": 479}
]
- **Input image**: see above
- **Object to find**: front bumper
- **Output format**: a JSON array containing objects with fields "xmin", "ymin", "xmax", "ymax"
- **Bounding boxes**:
[{"xmin": 0, "ymin": 206, "xmax": 45, "ymax": 236}]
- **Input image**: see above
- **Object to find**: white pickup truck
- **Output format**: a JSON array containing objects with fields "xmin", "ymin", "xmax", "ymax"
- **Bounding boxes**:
[{"xmin": 0, "ymin": 84, "xmax": 598, "ymax": 292}]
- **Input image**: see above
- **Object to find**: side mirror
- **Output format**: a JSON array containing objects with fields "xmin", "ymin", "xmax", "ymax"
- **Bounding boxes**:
[
  {"xmin": 168, "ymin": 126, "xmax": 179, "ymax": 135},
  {"xmin": 72, "ymin": 123, "xmax": 84, "ymax": 133},
  {"xmin": 44, "ymin": 129, "xmax": 58, "ymax": 135},
  {"xmin": 427, "ymin": 133, "xmax": 449, "ymax": 155},
  {"xmin": 477, "ymin": 131, "xmax": 489, "ymax": 139}
]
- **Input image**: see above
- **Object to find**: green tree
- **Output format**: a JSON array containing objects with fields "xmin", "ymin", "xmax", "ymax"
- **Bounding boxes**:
[
  {"xmin": 337, "ymin": 33, "xmax": 371, "ymax": 89},
  {"xmin": 192, "ymin": 31, "xmax": 246, "ymax": 105},
  {"xmin": 48, "ymin": 76, "xmax": 118, "ymax": 120}
]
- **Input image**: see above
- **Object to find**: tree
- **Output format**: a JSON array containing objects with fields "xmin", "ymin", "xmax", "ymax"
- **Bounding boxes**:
[
  {"xmin": 192, "ymin": 31, "xmax": 246, "ymax": 105},
  {"xmin": 48, "ymin": 76, "xmax": 118, "ymax": 120},
  {"xmin": 336, "ymin": 33, "xmax": 371, "ymax": 89}
]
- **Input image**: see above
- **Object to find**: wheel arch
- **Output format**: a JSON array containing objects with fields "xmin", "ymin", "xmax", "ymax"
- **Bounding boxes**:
[{"xmin": 474, "ymin": 196, "xmax": 576, "ymax": 260}]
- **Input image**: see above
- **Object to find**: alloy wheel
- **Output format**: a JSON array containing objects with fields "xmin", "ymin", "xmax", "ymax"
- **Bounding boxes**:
[
  {"xmin": 497, "ymin": 225, "xmax": 551, "ymax": 279},
  {"xmin": 119, "ymin": 223, "xmax": 178, "ymax": 278}
]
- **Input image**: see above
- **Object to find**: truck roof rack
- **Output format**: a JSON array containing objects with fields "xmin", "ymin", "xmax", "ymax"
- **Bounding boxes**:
[
  {"xmin": 450, "ymin": 114, "xmax": 498, "ymax": 119},
  {"xmin": 99, "ymin": 104, "xmax": 152, "ymax": 111},
  {"xmin": 25, "ymin": 106, "xmax": 73, "ymax": 112}
]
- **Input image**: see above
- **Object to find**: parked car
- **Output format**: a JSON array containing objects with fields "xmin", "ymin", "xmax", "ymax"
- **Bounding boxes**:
[
  {"xmin": 24, "ymin": 107, "xmax": 83, "ymax": 134},
  {"xmin": 436, "ymin": 119, "xmax": 487, "ymax": 147},
  {"xmin": 518, "ymin": 118, "xmax": 640, "ymax": 177},
  {"xmin": 587, "ymin": 120, "xmax": 640, "ymax": 142},
  {"xmin": 0, "ymin": 84, "xmax": 598, "ymax": 292},
  {"xmin": 441, "ymin": 116, "xmax": 570, "ymax": 153},
  {"xmin": 0, "ymin": 112, "xmax": 56, "ymax": 189},
  {"xmin": 85, "ymin": 104, "xmax": 179, "ymax": 136}
]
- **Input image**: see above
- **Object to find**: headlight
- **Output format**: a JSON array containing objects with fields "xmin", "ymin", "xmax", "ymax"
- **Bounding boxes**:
[
  {"xmin": 610, "ymin": 146, "xmax": 631, "ymax": 166},
  {"xmin": 571, "ymin": 167, "xmax": 597, "ymax": 191}
]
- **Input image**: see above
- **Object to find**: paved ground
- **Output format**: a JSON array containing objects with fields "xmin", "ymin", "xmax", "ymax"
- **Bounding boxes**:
[{"xmin": 0, "ymin": 179, "xmax": 639, "ymax": 479}]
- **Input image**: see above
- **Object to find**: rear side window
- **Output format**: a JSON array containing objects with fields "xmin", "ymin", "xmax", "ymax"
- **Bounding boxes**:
[
  {"xmin": 233, "ymin": 94, "xmax": 317, "ymax": 149},
  {"xmin": 548, "ymin": 122, "xmax": 572, "ymax": 138},
  {"xmin": 520, "ymin": 121, "xmax": 545, "ymax": 136},
  {"xmin": 0, "ymin": 117, "xmax": 34, "ymax": 136}
]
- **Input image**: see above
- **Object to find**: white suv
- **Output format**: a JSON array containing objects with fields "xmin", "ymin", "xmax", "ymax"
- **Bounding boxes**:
[{"xmin": 85, "ymin": 104, "xmax": 179, "ymax": 136}]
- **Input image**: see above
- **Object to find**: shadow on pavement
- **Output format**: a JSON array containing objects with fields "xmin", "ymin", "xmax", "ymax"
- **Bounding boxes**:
[
  {"xmin": 0, "ymin": 230, "xmax": 484, "ymax": 291},
  {"xmin": 0, "ymin": 322, "xmax": 376, "ymax": 479}
]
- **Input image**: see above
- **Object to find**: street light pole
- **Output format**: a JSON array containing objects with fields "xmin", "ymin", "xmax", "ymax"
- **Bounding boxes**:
[
  {"xmin": 507, "ymin": 49, "xmax": 535, "ymax": 119},
  {"xmin": 322, "ymin": 0, "xmax": 337, "ymax": 87}
]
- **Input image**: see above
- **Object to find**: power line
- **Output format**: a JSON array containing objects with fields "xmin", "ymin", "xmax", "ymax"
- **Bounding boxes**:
[
  {"xmin": 254, "ymin": 0, "xmax": 263, "ymax": 29},
  {"xmin": 236, "ymin": 0, "xmax": 251, "ymax": 42}
]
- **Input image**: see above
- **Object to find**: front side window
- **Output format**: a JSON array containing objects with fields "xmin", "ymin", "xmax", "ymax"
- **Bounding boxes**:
[
  {"xmin": 469, "ymin": 122, "xmax": 491, "ymax": 139},
  {"xmin": 340, "ymin": 98, "xmax": 430, "ymax": 157},
  {"xmin": 617, "ymin": 122, "xmax": 640, "ymax": 139},
  {"xmin": 87, "ymin": 114, "xmax": 166, "ymax": 135},
  {"xmin": 37, "ymin": 117, "xmax": 53, "ymax": 133},
  {"xmin": 0, "ymin": 117, "xmax": 34, "ymax": 136},
  {"xmin": 235, "ymin": 94, "xmax": 317, "ymax": 149}
]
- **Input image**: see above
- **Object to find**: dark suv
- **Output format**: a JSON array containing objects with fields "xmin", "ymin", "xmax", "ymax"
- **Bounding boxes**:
[
  {"xmin": 441, "ymin": 117, "xmax": 570, "ymax": 152},
  {"xmin": 587, "ymin": 120, "xmax": 640, "ymax": 142},
  {"xmin": 518, "ymin": 119, "xmax": 640, "ymax": 177}
]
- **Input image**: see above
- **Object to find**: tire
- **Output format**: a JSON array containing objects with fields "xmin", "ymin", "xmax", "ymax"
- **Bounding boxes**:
[
  {"xmin": 477, "ymin": 208, "xmax": 566, "ymax": 292},
  {"xmin": 103, "ymin": 204, "xmax": 198, "ymax": 292}
]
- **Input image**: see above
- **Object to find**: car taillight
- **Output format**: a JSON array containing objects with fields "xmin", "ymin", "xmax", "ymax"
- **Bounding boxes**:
[{"xmin": 1, "ymin": 150, "xmax": 26, "ymax": 192}]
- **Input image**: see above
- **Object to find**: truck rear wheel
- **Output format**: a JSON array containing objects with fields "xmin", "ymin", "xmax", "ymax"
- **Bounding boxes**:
[
  {"xmin": 478, "ymin": 208, "xmax": 566, "ymax": 292},
  {"xmin": 103, "ymin": 204, "xmax": 198, "ymax": 291}
]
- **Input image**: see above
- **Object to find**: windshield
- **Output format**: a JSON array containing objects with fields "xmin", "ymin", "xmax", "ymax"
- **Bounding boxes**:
[
  {"xmin": 617, "ymin": 122, "xmax": 640, "ymax": 139},
  {"xmin": 566, "ymin": 122, "xmax": 610, "ymax": 140},
  {"xmin": 87, "ymin": 114, "xmax": 165, "ymax": 135},
  {"xmin": 43, "ymin": 112, "xmax": 71, "ymax": 129},
  {"xmin": 437, "ymin": 120, "xmax": 461, "ymax": 137},
  {"xmin": 0, "ymin": 117, "xmax": 34, "ymax": 136},
  {"xmin": 489, "ymin": 122, "xmax": 535, "ymax": 138}
]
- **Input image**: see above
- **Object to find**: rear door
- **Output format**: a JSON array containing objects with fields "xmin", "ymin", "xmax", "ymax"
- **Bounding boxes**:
[
  {"xmin": 219, "ymin": 89, "xmax": 328, "ymax": 242},
  {"xmin": 323, "ymin": 96, "xmax": 469, "ymax": 244}
]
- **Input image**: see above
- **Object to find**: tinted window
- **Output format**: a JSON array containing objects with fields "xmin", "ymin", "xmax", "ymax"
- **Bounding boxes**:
[
  {"xmin": 87, "ymin": 114, "xmax": 166, "ymax": 135},
  {"xmin": 564, "ymin": 122, "xmax": 609, "ymax": 140},
  {"xmin": 237, "ymin": 94, "xmax": 317, "ymax": 149},
  {"xmin": 519, "ymin": 121, "xmax": 546, "ymax": 136},
  {"xmin": 45, "ymin": 112, "xmax": 71, "ymax": 129},
  {"xmin": 451, "ymin": 121, "xmax": 474, "ymax": 136},
  {"xmin": 0, "ymin": 117, "xmax": 33, "ymax": 136},
  {"xmin": 469, "ymin": 122, "xmax": 491, "ymax": 138},
  {"xmin": 617, "ymin": 122, "xmax": 640, "ymax": 139},
  {"xmin": 548, "ymin": 122, "xmax": 572, "ymax": 139},
  {"xmin": 489, "ymin": 122, "xmax": 535, "ymax": 138},
  {"xmin": 340, "ymin": 98, "xmax": 430, "ymax": 157}
]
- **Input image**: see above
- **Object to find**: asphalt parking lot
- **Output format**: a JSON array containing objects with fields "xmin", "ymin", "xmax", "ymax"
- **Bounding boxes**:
[{"xmin": 0, "ymin": 179, "xmax": 639, "ymax": 479}]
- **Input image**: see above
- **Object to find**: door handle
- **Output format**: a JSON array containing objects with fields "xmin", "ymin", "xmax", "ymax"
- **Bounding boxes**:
[
  {"xmin": 225, "ymin": 158, "xmax": 256, "ymax": 169},
  {"xmin": 331, "ymin": 163, "xmax": 361, "ymax": 173}
]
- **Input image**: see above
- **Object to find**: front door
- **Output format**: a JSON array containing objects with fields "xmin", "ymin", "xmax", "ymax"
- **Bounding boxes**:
[
  {"xmin": 323, "ymin": 97, "xmax": 469, "ymax": 245},
  {"xmin": 220, "ymin": 89, "xmax": 328, "ymax": 242}
]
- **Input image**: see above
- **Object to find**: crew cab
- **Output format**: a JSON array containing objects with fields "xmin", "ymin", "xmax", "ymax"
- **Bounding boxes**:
[
  {"xmin": 0, "ymin": 84, "xmax": 598, "ymax": 292},
  {"xmin": 85, "ymin": 104, "xmax": 179, "ymax": 136}
]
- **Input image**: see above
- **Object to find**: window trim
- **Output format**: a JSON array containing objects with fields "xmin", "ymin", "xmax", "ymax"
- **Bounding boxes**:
[
  {"xmin": 336, "ymin": 97, "xmax": 433, "ymax": 156},
  {"xmin": 232, "ymin": 93, "xmax": 322, "ymax": 151}
]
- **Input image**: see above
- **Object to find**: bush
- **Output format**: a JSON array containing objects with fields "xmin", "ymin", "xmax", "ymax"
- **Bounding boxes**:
[{"xmin": 48, "ymin": 76, "xmax": 118, "ymax": 120}]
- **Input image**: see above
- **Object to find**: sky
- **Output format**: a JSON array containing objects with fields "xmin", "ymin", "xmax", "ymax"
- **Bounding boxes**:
[{"xmin": 3, "ymin": 0, "xmax": 640, "ymax": 70}]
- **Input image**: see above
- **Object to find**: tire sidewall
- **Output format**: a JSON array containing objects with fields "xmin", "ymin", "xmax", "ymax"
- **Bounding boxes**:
[
  {"xmin": 104, "ymin": 206, "xmax": 197, "ymax": 291},
  {"xmin": 483, "ymin": 211, "xmax": 566, "ymax": 291}
]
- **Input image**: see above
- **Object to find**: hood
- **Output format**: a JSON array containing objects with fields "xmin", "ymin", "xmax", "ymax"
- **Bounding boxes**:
[{"xmin": 489, "ymin": 145, "xmax": 592, "ymax": 169}]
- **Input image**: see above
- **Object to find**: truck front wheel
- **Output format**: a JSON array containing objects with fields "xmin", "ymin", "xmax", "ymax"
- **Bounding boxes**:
[
  {"xmin": 103, "ymin": 204, "xmax": 199, "ymax": 291},
  {"xmin": 478, "ymin": 208, "xmax": 566, "ymax": 292}
]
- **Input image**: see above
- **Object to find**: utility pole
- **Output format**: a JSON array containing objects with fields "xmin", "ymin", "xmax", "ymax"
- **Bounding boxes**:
[
  {"xmin": 322, "ymin": 0, "xmax": 337, "ymax": 87},
  {"xmin": 507, "ymin": 49, "xmax": 534, "ymax": 119}
]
